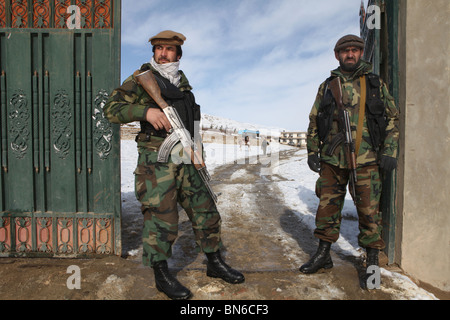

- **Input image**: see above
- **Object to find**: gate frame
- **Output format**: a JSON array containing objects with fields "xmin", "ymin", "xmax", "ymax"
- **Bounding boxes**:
[{"xmin": 361, "ymin": 0, "xmax": 400, "ymax": 264}]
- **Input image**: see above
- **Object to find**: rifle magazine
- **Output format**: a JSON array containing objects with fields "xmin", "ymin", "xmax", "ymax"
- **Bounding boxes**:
[{"xmin": 157, "ymin": 133, "xmax": 180, "ymax": 163}]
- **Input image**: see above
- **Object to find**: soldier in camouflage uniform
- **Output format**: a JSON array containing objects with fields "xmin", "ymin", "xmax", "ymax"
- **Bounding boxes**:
[
  {"xmin": 104, "ymin": 30, "xmax": 244, "ymax": 300},
  {"xmin": 300, "ymin": 35, "xmax": 399, "ymax": 287}
]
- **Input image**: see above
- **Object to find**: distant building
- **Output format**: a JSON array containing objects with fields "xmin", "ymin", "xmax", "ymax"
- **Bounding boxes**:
[{"xmin": 279, "ymin": 131, "xmax": 306, "ymax": 148}]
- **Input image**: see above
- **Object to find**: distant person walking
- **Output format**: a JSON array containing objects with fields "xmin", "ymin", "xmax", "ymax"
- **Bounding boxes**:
[
  {"xmin": 261, "ymin": 138, "xmax": 269, "ymax": 155},
  {"xmin": 244, "ymin": 135, "xmax": 250, "ymax": 150}
]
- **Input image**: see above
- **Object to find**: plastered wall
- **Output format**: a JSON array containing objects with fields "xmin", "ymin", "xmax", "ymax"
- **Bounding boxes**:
[{"xmin": 397, "ymin": 0, "xmax": 450, "ymax": 291}]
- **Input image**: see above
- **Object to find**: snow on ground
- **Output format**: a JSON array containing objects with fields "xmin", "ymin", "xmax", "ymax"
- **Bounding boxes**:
[
  {"xmin": 276, "ymin": 147, "xmax": 363, "ymax": 258},
  {"xmin": 120, "ymin": 138, "xmax": 438, "ymax": 300}
]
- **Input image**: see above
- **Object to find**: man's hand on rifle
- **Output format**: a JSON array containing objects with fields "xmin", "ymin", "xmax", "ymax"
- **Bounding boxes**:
[{"xmin": 146, "ymin": 108, "xmax": 172, "ymax": 132}]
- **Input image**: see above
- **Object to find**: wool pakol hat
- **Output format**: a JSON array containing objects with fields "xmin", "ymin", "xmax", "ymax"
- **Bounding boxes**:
[
  {"xmin": 149, "ymin": 30, "xmax": 186, "ymax": 46},
  {"xmin": 334, "ymin": 34, "xmax": 365, "ymax": 52}
]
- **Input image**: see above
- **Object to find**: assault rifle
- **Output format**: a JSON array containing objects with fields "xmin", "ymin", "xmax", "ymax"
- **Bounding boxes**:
[
  {"xmin": 328, "ymin": 77, "xmax": 357, "ymax": 200},
  {"xmin": 134, "ymin": 69, "xmax": 218, "ymax": 203}
]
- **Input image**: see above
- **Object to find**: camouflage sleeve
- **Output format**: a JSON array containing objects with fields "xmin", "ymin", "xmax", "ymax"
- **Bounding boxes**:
[
  {"xmin": 380, "ymin": 81, "xmax": 399, "ymax": 159},
  {"xmin": 103, "ymin": 75, "xmax": 149, "ymax": 124},
  {"xmin": 306, "ymin": 81, "xmax": 326, "ymax": 156}
]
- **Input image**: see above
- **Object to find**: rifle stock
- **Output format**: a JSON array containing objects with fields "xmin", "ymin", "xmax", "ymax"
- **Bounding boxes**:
[
  {"xmin": 134, "ymin": 69, "xmax": 218, "ymax": 203},
  {"xmin": 134, "ymin": 69, "xmax": 169, "ymax": 109},
  {"xmin": 328, "ymin": 78, "xmax": 358, "ymax": 200}
]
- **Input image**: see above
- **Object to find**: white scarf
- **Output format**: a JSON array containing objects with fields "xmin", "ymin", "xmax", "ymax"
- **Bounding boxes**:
[{"xmin": 150, "ymin": 57, "xmax": 181, "ymax": 87}]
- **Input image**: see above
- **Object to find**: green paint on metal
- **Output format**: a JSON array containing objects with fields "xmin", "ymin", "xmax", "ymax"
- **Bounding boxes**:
[
  {"xmin": 0, "ymin": 0, "xmax": 122, "ymax": 257},
  {"xmin": 361, "ymin": 0, "xmax": 399, "ymax": 264}
]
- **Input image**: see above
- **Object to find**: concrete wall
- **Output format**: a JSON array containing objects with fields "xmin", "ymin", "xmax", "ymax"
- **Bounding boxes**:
[{"xmin": 397, "ymin": 0, "xmax": 450, "ymax": 291}]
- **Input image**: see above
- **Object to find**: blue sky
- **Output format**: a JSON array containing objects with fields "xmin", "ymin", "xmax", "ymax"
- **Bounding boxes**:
[{"xmin": 120, "ymin": 0, "xmax": 367, "ymax": 131}]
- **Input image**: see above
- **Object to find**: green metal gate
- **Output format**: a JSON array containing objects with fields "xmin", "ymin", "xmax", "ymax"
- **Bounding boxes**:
[
  {"xmin": 361, "ymin": 0, "xmax": 399, "ymax": 264},
  {"xmin": 0, "ymin": 0, "xmax": 121, "ymax": 257}
]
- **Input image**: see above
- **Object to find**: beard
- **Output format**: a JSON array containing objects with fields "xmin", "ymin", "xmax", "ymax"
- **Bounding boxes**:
[{"xmin": 339, "ymin": 58, "xmax": 361, "ymax": 72}]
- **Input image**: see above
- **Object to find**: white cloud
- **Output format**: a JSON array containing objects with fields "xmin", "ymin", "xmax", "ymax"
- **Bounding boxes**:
[{"xmin": 120, "ymin": 0, "xmax": 364, "ymax": 131}]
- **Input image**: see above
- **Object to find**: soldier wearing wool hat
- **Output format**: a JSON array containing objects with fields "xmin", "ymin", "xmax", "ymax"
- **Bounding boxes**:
[
  {"xmin": 149, "ymin": 30, "xmax": 186, "ymax": 46},
  {"xmin": 103, "ymin": 30, "xmax": 244, "ymax": 300},
  {"xmin": 334, "ymin": 34, "xmax": 365, "ymax": 52},
  {"xmin": 333, "ymin": 34, "xmax": 366, "ymax": 73},
  {"xmin": 148, "ymin": 30, "xmax": 186, "ymax": 62},
  {"xmin": 300, "ymin": 34, "xmax": 399, "ymax": 290}
]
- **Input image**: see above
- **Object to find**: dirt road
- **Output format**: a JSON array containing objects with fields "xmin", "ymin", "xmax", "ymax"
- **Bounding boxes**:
[{"xmin": 0, "ymin": 149, "xmax": 439, "ymax": 301}]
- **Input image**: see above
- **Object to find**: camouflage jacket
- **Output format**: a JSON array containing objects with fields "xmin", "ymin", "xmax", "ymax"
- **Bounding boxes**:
[
  {"xmin": 307, "ymin": 60, "xmax": 399, "ymax": 168},
  {"xmin": 103, "ymin": 63, "xmax": 194, "ymax": 125}
]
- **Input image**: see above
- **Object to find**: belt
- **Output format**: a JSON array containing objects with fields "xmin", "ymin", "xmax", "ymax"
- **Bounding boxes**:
[{"xmin": 135, "ymin": 131, "xmax": 168, "ymax": 142}]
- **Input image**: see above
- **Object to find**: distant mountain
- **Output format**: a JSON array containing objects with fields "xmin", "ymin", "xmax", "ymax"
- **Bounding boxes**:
[
  {"xmin": 201, "ymin": 114, "xmax": 287, "ymax": 137},
  {"xmin": 121, "ymin": 113, "xmax": 288, "ymax": 139}
]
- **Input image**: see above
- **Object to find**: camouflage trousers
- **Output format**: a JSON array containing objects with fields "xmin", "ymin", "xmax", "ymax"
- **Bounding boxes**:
[
  {"xmin": 134, "ymin": 138, "xmax": 222, "ymax": 267},
  {"xmin": 314, "ymin": 162, "xmax": 385, "ymax": 249}
]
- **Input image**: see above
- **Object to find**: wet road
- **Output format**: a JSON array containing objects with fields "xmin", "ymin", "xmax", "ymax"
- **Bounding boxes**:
[{"xmin": 0, "ymin": 149, "xmax": 438, "ymax": 301}]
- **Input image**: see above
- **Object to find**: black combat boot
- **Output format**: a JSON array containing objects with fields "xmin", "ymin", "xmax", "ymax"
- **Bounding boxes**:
[
  {"xmin": 299, "ymin": 240, "xmax": 333, "ymax": 274},
  {"xmin": 153, "ymin": 260, "xmax": 192, "ymax": 300},
  {"xmin": 206, "ymin": 251, "xmax": 245, "ymax": 284},
  {"xmin": 361, "ymin": 247, "xmax": 380, "ymax": 290},
  {"xmin": 366, "ymin": 247, "xmax": 379, "ymax": 267}
]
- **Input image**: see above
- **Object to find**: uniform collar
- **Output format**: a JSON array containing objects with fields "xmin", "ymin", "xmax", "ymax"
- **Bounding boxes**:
[{"xmin": 331, "ymin": 59, "xmax": 373, "ymax": 81}]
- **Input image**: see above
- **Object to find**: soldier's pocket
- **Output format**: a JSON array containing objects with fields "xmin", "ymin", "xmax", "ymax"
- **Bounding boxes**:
[
  {"xmin": 134, "ymin": 164, "xmax": 160, "ymax": 207},
  {"xmin": 315, "ymin": 176, "xmax": 322, "ymax": 198}
]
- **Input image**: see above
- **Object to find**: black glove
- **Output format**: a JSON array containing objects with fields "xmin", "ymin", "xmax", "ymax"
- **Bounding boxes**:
[
  {"xmin": 379, "ymin": 155, "xmax": 397, "ymax": 171},
  {"xmin": 308, "ymin": 153, "xmax": 321, "ymax": 173}
]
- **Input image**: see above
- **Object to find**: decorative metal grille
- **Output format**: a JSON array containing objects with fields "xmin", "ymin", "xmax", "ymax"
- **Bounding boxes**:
[
  {"xmin": 0, "ymin": 214, "xmax": 115, "ymax": 256},
  {"xmin": 33, "ymin": 0, "xmax": 51, "ymax": 28},
  {"xmin": 0, "ymin": 0, "xmax": 112, "ymax": 28},
  {"xmin": 52, "ymin": 89, "xmax": 72, "ymax": 159},
  {"xmin": 0, "ymin": 1, "xmax": 5, "ymax": 27},
  {"xmin": 93, "ymin": 89, "xmax": 112, "ymax": 160},
  {"xmin": 9, "ymin": 90, "xmax": 30, "ymax": 159}
]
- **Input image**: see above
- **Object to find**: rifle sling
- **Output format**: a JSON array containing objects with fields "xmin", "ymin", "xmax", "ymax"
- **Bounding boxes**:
[{"xmin": 355, "ymin": 76, "xmax": 366, "ymax": 156}]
